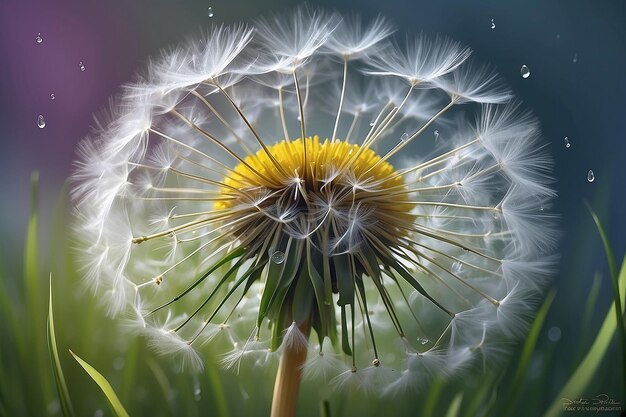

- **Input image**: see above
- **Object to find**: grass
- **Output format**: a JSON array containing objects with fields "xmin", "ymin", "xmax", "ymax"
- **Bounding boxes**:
[{"xmin": 0, "ymin": 179, "xmax": 624, "ymax": 417}]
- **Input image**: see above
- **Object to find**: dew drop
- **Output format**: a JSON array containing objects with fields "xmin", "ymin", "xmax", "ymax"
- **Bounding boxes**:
[
  {"xmin": 400, "ymin": 132, "xmax": 409, "ymax": 142},
  {"xmin": 587, "ymin": 170, "xmax": 595, "ymax": 183},
  {"xmin": 271, "ymin": 251, "xmax": 285, "ymax": 264},
  {"xmin": 37, "ymin": 114, "xmax": 46, "ymax": 129},
  {"xmin": 369, "ymin": 119, "xmax": 375, "ymax": 127},
  {"xmin": 35, "ymin": 32, "xmax": 43, "ymax": 44},
  {"xmin": 79, "ymin": 61, "xmax": 86, "ymax": 72},
  {"xmin": 572, "ymin": 53, "xmax": 578, "ymax": 63},
  {"xmin": 417, "ymin": 337, "xmax": 430, "ymax": 345},
  {"xmin": 451, "ymin": 262, "xmax": 462, "ymax": 274},
  {"xmin": 564, "ymin": 137, "xmax": 570, "ymax": 148},
  {"xmin": 520, "ymin": 65, "xmax": 531, "ymax": 79},
  {"xmin": 50, "ymin": 93, "xmax": 55, "ymax": 101},
  {"xmin": 296, "ymin": 115, "xmax": 302, "ymax": 122},
  {"xmin": 434, "ymin": 130, "xmax": 440, "ymax": 141},
  {"xmin": 490, "ymin": 19, "xmax": 496, "ymax": 30},
  {"xmin": 208, "ymin": 6, "xmax": 214, "ymax": 18}
]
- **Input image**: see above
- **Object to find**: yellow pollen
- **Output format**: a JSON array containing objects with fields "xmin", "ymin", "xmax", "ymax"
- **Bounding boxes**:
[{"xmin": 215, "ymin": 136, "xmax": 409, "ymax": 211}]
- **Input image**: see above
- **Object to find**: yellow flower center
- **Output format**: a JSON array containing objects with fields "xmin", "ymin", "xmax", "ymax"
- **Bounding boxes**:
[{"xmin": 216, "ymin": 136, "xmax": 411, "ymax": 213}]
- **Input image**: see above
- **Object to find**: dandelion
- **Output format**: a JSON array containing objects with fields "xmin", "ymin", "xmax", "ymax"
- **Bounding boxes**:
[{"xmin": 72, "ymin": 7, "xmax": 556, "ymax": 417}]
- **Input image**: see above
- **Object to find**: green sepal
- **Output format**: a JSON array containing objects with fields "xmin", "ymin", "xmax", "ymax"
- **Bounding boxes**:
[
  {"xmin": 292, "ymin": 267, "xmax": 315, "ymax": 326},
  {"xmin": 333, "ymin": 254, "xmax": 354, "ymax": 306},
  {"xmin": 306, "ymin": 241, "xmax": 333, "ymax": 342},
  {"xmin": 257, "ymin": 237, "xmax": 303, "ymax": 328},
  {"xmin": 340, "ymin": 305, "xmax": 352, "ymax": 356}
]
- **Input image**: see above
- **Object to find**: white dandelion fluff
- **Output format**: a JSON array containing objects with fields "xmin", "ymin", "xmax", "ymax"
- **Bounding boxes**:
[{"xmin": 72, "ymin": 5, "xmax": 556, "ymax": 405}]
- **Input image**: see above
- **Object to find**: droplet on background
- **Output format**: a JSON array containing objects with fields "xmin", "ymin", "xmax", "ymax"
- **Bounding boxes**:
[
  {"xmin": 490, "ymin": 19, "xmax": 496, "ymax": 30},
  {"xmin": 35, "ymin": 32, "xmax": 43, "ymax": 44},
  {"xmin": 564, "ymin": 137, "xmax": 570, "ymax": 148},
  {"xmin": 369, "ymin": 119, "xmax": 375, "ymax": 126},
  {"xmin": 417, "ymin": 337, "xmax": 430, "ymax": 345},
  {"xmin": 434, "ymin": 130, "xmax": 440, "ymax": 141},
  {"xmin": 208, "ymin": 6, "xmax": 214, "ymax": 18},
  {"xmin": 572, "ymin": 53, "xmax": 578, "ymax": 63},
  {"xmin": 271, "ymin": 251, "xmax": 285, "ymax": 264},
  {"xmin": 400, "ymin": 132, "xmax": 409, "ymax": 141},
  {"xmin": 587, "ymin": 170, "xmax": 595, "ymax": 182},
  {"xmin": 520, "ymin": 65, "xmax": 531, "ymax": 79},
  {"xmin": 50, "ymin": 93, "xmax": 55, "ymax": 100},
  {"xmin": 37, "ymin": 114, "xmax": 46, "ymax": 128},
  {"xmin": 79, "ymin": 61, "xmax": 86, "ymax": 72},
  {"xmin": 296, "ymin": 115, "xmax": 302, "ymax": 121}
]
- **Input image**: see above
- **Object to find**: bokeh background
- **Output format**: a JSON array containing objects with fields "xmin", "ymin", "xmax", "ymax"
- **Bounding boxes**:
[{"xmin": 1, "ymin": 0, "xmax": 625, "ymax": 416}]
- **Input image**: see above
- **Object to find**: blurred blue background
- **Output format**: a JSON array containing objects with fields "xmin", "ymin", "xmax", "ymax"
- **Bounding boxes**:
[{"xmin": 1, "ymin": 0, "xmax": 625, "ymax": 415}]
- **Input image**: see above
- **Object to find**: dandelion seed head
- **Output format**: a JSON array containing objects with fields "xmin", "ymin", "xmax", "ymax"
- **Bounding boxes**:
[{"xmin": 73, "ymin": 7, "xmax": 556, "ymax": 393}]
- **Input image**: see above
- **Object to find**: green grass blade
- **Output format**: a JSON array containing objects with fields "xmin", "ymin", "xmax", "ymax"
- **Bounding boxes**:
[
  {"xmin": 445, "ymin": 393, "xmax": 463, "ymax": 417},
  {"xmin": 422, "ymin": 376, "xmax": 444, "ymax": 417},
  {"xmin": 543, "ymin": 254, "xmax": 626, "ymax": 417},
  {"xmin": 579, "ymin": 272, "xmax": 602, "ymax": 356},
  {"xmin": 70, "ymin": 350, "xmax": 130, "ymax": 417},
  {"xmin": 25, "ymin": 171, "xmax": 39, "ymax": 308},
  {"xmin": 499, "ymin": 290, "xmax": 555, "ymax": 416},
  {"xmin": 206, "ymin": 357, "xmax": 230, "ymax": 417},
  {"xmin": 47, "ymin": 275, "xmax": 75, "ymax": 417},
  {"xmin": 588, "ymin": 205, "xmax": 626, "ymax": 396}
]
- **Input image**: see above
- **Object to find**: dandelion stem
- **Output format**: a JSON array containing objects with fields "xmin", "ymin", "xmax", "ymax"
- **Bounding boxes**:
[{"xmin": 270, "ymin": 320, "xmax": 310, "ymax": 417}]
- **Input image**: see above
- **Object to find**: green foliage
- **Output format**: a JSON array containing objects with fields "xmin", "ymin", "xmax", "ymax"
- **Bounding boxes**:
[
  {"xmin": 47, "ymin": 275, "xmax": 75, "ymax": 417},
  {"xmin": 543, "ymin": 254, "xmax": 626, "ymax": 417},
  {"xmin": 70, "ymin": 351, "xmax": 130, "ymax": 417}
]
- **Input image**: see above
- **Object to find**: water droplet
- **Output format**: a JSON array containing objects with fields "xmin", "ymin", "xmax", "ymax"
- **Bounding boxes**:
[
  {"xmin": 271, "ymin": 251, "xmax": 285, "ymax": 264},
  {"xmin": 451, "ymin": 262, "xmax": 462, "ymax": 274},
  {"xmin": 296, "ymin": 115, "xmax": 302, "ymax": 122},
  {"xmin": 520, "ymin": 65, "xmax": 531, "ymax": 79},
  {"xmin": 400, "ymin": 132, "xmax": 409, "ymax": 142},
  {"xmin": 35, "ymin": 32, "xmax": 43, "ymax": 44},
  {"xmin": 564, "ymin": 137, "xmax": 570, "ymax": 148},
  {"xmin": 434, "ymin": 130, "xmax": 440, "ymax": 141},
  {"xmin": 79, "ymin": 61, "xmax": 86, "ymax": 72},
  {"xmin": 417, "ymin": 337, "xmax": 430, "ymax": 345},
  {"xmin": 572, "ymin": 53, "xmax": 578, "ymax": 63},
  {"xmin": 50, "ymin": 93, "xmax": 55, "ymax": 100},
  {"xmin": 208, "ymin": 6, "xmax": 214, "ymax": 18},
  {"xmin": 587, "ymin": 170, "xmax": 595, "ymax": 183},
  {"xmin": 37, "ymin": 114, "xmax": 46, "ymax": 128},
  {"xmin": 547, "ymin": 326, "xmax": 561, "ymax": 342},
  {"xmin": 369, "ymin": 119, "xmax": 375, "ymax": 127},
  {"xmin": 490, "ymin": 19, "xmax": 496, "ymax": 30}
]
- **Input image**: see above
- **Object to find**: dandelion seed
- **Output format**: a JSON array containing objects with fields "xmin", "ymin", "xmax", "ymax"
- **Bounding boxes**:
[{"xmin": 73, "ymin": 6, "xmax": 555, "ymax": 410}]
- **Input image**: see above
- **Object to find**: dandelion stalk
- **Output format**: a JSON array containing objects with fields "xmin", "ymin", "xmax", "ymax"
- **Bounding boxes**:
[{"xmin": 271, "ymin": 320, "xmax": 311, "ymax": 417}]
